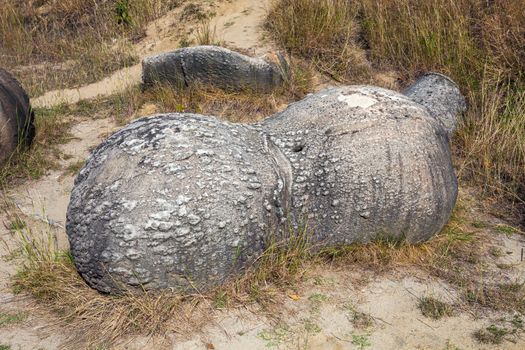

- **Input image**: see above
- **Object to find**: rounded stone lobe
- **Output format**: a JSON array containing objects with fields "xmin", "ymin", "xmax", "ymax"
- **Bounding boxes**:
[{"xmin": 67, "ymin": 75, "xmax": 464, "ymax": 293}]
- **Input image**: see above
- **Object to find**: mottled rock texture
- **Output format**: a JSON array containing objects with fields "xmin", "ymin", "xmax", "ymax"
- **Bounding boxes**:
[
  {"xmin": 0, "ymin": 68, "xmax": 35, "ymax": 163},
  {"xmin": 67, "ymin": 73, "xmax": 466, "ymax": 293},
  {"xmin": 142, "ymin": 46, "xmax": 287, "ymax": 92},
  {"xmin": 404, "ymin": 72, "xmax": 466, "ymax": 135}
]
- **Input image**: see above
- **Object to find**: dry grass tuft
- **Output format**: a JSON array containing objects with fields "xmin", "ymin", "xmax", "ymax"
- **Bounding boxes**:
[
  {"xmin": 266, "ymin": 0, "xmax": 371, "ymax": 82},
  {"xmin": 79, "ymin": 58, "xmax": 313, "ymax": 126},
  {"xmin": 418, "ymin": 296, "xmax": 453, "ymax": 320},
  {"xmin": 194, "ymin": 21, "xmax": 223, "ymax": 46}
]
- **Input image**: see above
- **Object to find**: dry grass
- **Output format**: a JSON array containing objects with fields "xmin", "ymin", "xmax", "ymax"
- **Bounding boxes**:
[
  {"xmin": 194, "ymin": 21, "xmax": 223, "ymax": 46},
  {"xmin": 418, "ymin": 296, "xmax": 453, "ymax": 320},
  {"xmin": 9, "ymin": 188, "xmax": 522, "ymax": 347},
  {"xmin": 0, "ymin": 0, "xmax": 185, "ymax": 95},
  {"xmin": 0, "ymin": 104, "xmax": 73, "ymax": 184},
  {"xmin": 266, "ymin": 0, "xmax": 525, "ymax": 209},
  {"xmin": 456, "ymin": 81, "xmax": 525, "ymax": 204},
  {"xmin": 9, "ymin": 211, "xmax": 313, "ymax": 347},
  {"xmin": 72, "ymin": 58, "xmax": 312, "ymax": 126},
  {"xmin": 266, "ymin": 0, "xmax": 371, "ymax": 82}
]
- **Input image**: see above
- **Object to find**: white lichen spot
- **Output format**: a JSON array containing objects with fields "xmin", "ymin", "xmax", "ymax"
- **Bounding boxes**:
[
  {"xmin": 337, "ymin": 93, "xmax": 378, "ymax": 108},
  {"xmin": 150, "ymin": 210, "xmax": 172, "ymax": 221},
  {"xmin": 109, "ymin": 181, "xmax": 121, "ymax": 191},
  {"xmin": 122, "ymin": 200, "xmax": 137, "ymax": 211},
  {"xmin": 178, "ymin": 206, "xmax": 188, "ymax": 216},
  {"xmin": 176, "ymin": 195, "xmax": 191, "ymax": 205}
]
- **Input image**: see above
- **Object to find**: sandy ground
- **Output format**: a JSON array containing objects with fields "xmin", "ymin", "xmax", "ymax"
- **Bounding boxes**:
[{"xmin": 1, "ymin": 0, "xmax": 525, "ymax": 349}]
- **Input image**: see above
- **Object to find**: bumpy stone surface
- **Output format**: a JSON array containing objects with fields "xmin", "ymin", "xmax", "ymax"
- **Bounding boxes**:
[
  {"xmin": 67, "ymin": 74, "xmax": 466, "ymax": 293},
  {"xmin": 67, "ymin": 115, "xmax": 284, "ymax": 292},
  {"xmin": 261, "ymin": 84, "xmax": 458, "ymax": 245},
  {"xmin": 0, "ymin": 68, "xmax": 35, "ymax": 162},
  {"xmin": 404, "ymin": 72, "xmax": 466, "ymax": 135},
  {"xmin": 142, "ymin": 45, "xmax": 287, "ymax": 92}
]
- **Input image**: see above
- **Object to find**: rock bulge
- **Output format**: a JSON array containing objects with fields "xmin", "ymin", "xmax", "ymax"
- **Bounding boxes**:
[{"xmin": 67, "ymin": 73, "xmax": 466, "ymax": 293}]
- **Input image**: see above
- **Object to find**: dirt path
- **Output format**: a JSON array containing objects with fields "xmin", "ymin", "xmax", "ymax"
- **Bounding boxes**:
[{"xmin": 32, "ymin": 0, "xmax": 272, "ymax": 108}]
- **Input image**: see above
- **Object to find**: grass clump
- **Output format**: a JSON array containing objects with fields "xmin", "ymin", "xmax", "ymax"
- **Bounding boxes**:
[
  {"xmin": 474, "ymin": 325, "xmax": 510, "ymax": 345},
  {"xmin": 90, "ymin": 58, "xmax": 312, "ymax": 126},
  {"xmin": 0, "ymin": 312, "xmax": 27, "ymax": 327},
  {"xmin": 344, "ymin": 303, "xmax": 374, "ymax": 330},
  {"xmin": 266, "ymin": 0, "xmax": 370, "ymax": 82},
  {"xmin": 0, "ymin": 104, "xmax": 73, "ymax": 184},
  {"xmin": 351, "ymin": 333, "xmax": 372, "ymax": 349},
  {"xmin": 472, "ymin": 316, "xmax": 524, "ymax": 346},
  {"xmin": 418, "ymin": 296, "xmax": 453, "ymax": 320}
]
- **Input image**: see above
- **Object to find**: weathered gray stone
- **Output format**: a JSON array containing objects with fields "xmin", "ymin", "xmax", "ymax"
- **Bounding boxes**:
[
  {"xmin": 67, "ymin": 74, "xmax": 466, "ymax": 293},
  {"xmin": 0, "ymin": 68, "xmax": 35, "ymax": 162},
  {"xmin": 261, "ymin": 85, "xmax": 459, "ymax": 245},
  {"xmin": 142, "ymin": 46, "xmax": 287, "ymax": 92},
  {"xmin": 66, "ymin": 115, "xmax": 282, "ymax": 292},
  {"xmin": 404, "ymin": 72, "xmax": 467, "ymax": 135}
]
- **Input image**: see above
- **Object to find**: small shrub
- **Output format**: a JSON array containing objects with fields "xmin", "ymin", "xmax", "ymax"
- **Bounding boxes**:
[
  {"xmin": 474, "ymin": 325, "xmax": 510, "ymax": 344},
  {"xmin": 418, "ymin": 296, "xmax": 453, "ymax": 320},
  {"xmin": 351, "ymin": 334, "xmax": 371, "ymax": 349},
  {"xmin": 116, "ymin": 0, "xmax": 133, "ymax": 26},
  {"xmin": 0, "ymin": 312, "xmax": 27, "ymax": 327}
]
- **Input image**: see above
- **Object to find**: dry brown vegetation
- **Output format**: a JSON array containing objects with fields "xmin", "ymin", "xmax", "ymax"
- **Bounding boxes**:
[
  {"xmin": 0, "ymin": 0, "xmax": 186, "ymax": 95},
  {"xmin": 9, "ymin": 185, "xmax": 524, "ymax": 347},
  {"xmin": 267, "ymin": 0, "xmax": 525, "ymax": 215}
]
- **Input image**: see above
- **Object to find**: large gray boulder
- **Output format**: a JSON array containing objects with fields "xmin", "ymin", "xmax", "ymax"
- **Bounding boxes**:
[
  {"xmin": 67, "ymin": 73, "xmax": 466, "ymax": 293},
  {"xmin": 0, "ymin": 68, "xmax": 35, "ymax": 162},
  {"xmin": 142, "ymin": 46, "xmax": 287, "ymax": 92},
  {"xmin": 66, "ymin": 115, "xmax": 281, "ymax": 292}
]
